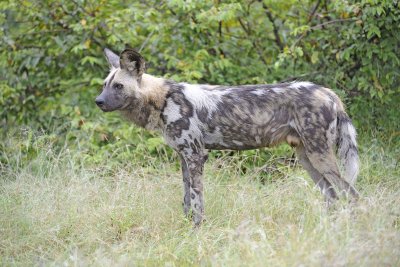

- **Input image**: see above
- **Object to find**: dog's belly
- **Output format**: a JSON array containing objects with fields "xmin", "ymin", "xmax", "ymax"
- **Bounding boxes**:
[{"xmin": 203, "ymin": 124, "xmax": 293, "ymax": 150}]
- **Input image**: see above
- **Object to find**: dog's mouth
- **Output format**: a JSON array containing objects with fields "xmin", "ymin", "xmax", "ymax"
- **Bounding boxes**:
[
  {"xmin": 96, "ymin": 103, "xmax": 123, "ymax": 112},
  {"xmin": 98, "ymin": 106, "xmax": 110, "ymax": 112},
  {"xmin": 97, "ymin": 105, "xmax": 115, "ymax": 112}
]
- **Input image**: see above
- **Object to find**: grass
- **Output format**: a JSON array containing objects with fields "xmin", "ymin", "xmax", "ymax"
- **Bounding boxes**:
[{"xmin": 0, "ymin": 132, "xmax": 399, "ymax": 266}]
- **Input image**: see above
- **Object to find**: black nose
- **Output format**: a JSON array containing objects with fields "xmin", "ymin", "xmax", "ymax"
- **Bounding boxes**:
[{"xmin": 95, "ymin": 99, "xmax": 105, "ymax": 106}]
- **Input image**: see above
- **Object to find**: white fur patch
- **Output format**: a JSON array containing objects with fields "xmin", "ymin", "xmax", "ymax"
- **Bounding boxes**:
[
  {"xmin": 290, "ymin": 81, "xmax": 314, "ymax": 89},
  {"xmin": 232, "ymin": 140, "xmax": 244, "ymax": 146},
  {"xmin": 326, "ymin": 118, "xmax": 337, "ymax": 146},
  {"xmin": 104, "ymin": 67, "xmax": 117, "ymax": 84},
  {"xmin": 271, "ymin": 87, "xmax": 286, "ymax": 94},
  {"xmin": 251, "ymin": 90, "xmax": 265, "ymax": 96},
  {"xmin": 347, "ymin": 123, "xmax": 357, "ymax": 145},
  {"xmin": 182, "ymin": 84, "xmax": 222, "ymax": 112},
  {"xmin": 163, "ymin": 99, "xmax": 182, "ymax": 123},
  {"xmin": 338, "ymin": 121, "xmax": 359, "ymax": 185}
]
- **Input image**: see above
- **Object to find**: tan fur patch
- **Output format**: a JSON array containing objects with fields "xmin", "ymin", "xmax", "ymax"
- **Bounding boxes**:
[
  {"xmin": 286, "ymin": 134, "xmax": 300, "ymax": 147},
  {"xmin": 140, "ymin": 74, "xmax": 168, "ymax": 109}
]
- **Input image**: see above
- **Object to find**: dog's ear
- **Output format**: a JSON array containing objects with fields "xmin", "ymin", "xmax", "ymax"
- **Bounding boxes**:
[
  {"xmin": 104, "ymin": 48, "xmax": 120, "ymax": 68},
  {"xmin": 120, "ymin": 49, "xmax": 145, "ymax": 79}
]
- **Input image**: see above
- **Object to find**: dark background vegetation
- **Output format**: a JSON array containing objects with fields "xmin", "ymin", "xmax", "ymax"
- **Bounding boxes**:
[{"xmin": 1, "ymin": 0, "xmax": 399, "ymax": 166}]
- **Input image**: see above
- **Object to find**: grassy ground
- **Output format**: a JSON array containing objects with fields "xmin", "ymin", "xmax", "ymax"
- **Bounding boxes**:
[{"xmin": 0, "ymin": 133, "xmax": 399, "ymax": 266}]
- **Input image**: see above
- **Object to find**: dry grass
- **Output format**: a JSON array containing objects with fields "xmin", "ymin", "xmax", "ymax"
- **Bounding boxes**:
[{"xmin": 0, "ymin": 139, "xmax": 399, "ymax": 266}]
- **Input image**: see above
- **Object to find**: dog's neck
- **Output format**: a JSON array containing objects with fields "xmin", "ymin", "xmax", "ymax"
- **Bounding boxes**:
[{"xmin": 119, "ymin": 73, "xmax": 168, "ymax": 131}]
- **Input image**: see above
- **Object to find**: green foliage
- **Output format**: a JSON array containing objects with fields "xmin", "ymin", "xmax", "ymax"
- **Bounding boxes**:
[{"xmin": 1, "ymin": 0, "xmax": 399, "ymax": 148}]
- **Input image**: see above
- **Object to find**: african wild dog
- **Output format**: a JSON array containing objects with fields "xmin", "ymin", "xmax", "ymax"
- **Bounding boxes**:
[{"xmin": 96, "ymin": 48, "xmax": 359, "ymax": 226}]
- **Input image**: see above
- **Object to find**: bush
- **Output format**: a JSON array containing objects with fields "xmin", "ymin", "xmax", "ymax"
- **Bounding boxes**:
[{"xmin": 1, "ymin": 0, "xmax": 398, "ymax": 141}]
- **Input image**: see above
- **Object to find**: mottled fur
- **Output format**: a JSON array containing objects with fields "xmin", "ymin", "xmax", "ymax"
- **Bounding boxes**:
[{"xmin": 96, "ymin": 49, "xmax": 359, "ymax": 226}]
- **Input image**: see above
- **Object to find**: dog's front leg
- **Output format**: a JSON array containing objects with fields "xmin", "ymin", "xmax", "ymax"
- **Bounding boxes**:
[
  {"xmin": 181, "ymin": 152, "xmax": 206, "ymax": 226},
  {"xmin": 180, "ymin": 155, "xmax": 191, "ymax": 217}
]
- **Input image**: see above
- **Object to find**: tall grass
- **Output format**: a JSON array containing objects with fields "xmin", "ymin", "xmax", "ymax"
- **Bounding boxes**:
[{"xmin": 0, "ymin": 131, "xmax": 399, "ymax": 266}]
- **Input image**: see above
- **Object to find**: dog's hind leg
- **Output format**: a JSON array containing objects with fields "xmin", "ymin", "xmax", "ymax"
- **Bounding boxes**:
[
  {"xmin": 293, "ymin": 106, "xmax": 359, "ymax": 200},
  {"xmin": 304, "ymin": 145, "xmax": 359, "ymax": 200},
  {"xmin": 296, "ymin": 144, "xmax": 338, "ymax": 203}
]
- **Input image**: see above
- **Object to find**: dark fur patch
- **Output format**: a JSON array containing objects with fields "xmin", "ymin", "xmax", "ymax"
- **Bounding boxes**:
[
  {"xmin": 197, "ymin": 107, "xmax": 209, "ymax": 123},
  {"xmin": 163, "ymin": 81, "xmax": 195, "ymax": 139},
  {"xmin": 320, "ymin": 105, "xmax": 334, "ymax": 124}
]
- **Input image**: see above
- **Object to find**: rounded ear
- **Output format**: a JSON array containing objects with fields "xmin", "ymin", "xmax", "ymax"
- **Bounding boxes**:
[
  {"xmin": 104, "ymin": 48, "xmax": 120, "ymax": 68},
  {"xmin": 119, "ymin": 49, "xmax": 146, "ymax": 78}
]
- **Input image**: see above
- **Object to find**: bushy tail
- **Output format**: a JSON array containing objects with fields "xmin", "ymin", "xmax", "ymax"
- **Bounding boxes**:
[{"xmin": 337, "ymin": 112, "xmax": 359, "ymax": 185}]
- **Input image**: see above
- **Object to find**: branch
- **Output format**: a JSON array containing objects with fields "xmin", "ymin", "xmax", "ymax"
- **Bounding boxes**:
[
  {"xmin": 292, "ymin": 18, "xmax": 358, "ymax": 48},
  {"xmin": 70, "ymin": 0, "xmax": 94, "ymax": 17},
  {"xmin": 307, "ymin": 0, "xmax": 321, "ymax": 23},
  {"xmin": 258, "ymin": 0, "xmax": 284, "ymax": 51},
  {"xmin": 139, "ymin": 30, "xmax": 155, "ymax": 52},
  {"xmin": 279, "ymin": 71, "xmax": 320, "ymax": 83},
  {"xmin": 238, "ymin": 18, "xmax": 268, "ymax": 66},
  {"xmin": 309, "ymin": 18, "xmax": 358, "ymax": 30},
  {"xmin": 238, "ymin": 17, "xmax": 250, "ymax": 34},
  {"xmin": 16, "ymin": 29, "xmax": 69, "ymax": 36}
]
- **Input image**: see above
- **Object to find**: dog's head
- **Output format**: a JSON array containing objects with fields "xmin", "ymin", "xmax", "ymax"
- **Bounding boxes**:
[{"xmin": 95, "ymin": 48, "xmax": 146, "ymax": 112}]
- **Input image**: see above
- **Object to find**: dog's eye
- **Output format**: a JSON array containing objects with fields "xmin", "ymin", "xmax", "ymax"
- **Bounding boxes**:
[{"xmin": 113, "ymin": 83, "xmax": 123, "ymax": 90}]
